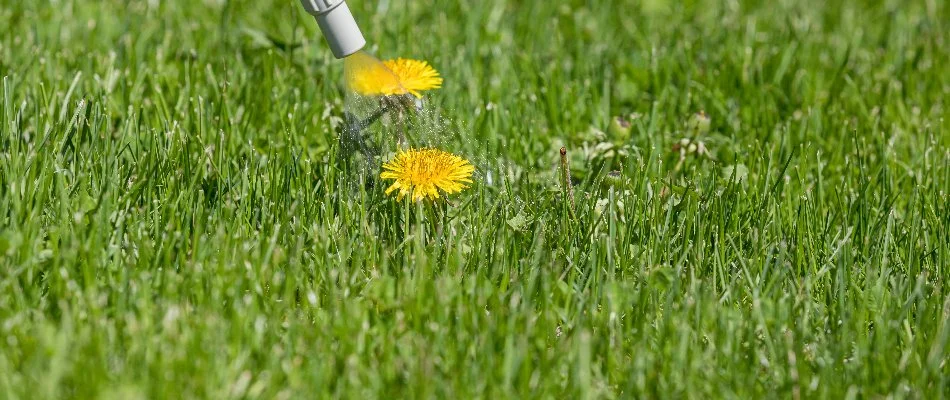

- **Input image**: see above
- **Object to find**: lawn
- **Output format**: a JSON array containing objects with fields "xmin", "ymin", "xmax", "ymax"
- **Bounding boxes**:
[{"xmin": 1, "ymin": 0, "xmax": 949, "ymax": 398}]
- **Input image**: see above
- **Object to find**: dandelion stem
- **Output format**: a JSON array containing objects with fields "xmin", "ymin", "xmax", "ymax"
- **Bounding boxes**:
[
  {"xmin": 343, "ymin": 107, "xmax": 390, "ymax": 161},
  {"xmin": 347, "ymin": 106, "xmax": 389, "ymax": 133}
]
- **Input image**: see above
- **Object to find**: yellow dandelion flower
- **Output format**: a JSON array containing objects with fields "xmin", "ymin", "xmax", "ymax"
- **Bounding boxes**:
[
  {"xmin": 380, "ymin": 148, "xmax": 474, "ymax": 201},
  {"xmin": 381, "ymin": 58, "xmax": 443, "ymax": 98},
  {"xmin": 345, "ymin": 53, "xmax": 442, "ymax": 98}
]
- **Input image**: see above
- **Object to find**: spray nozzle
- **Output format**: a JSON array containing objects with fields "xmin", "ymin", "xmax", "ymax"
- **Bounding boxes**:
[{"xmin": 301, "ymin": 0, "xmax": 366, "ymax": 59}]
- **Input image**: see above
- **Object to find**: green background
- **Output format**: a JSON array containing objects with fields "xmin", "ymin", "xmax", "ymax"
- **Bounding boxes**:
[{"xmin": 1, "ymin": 0, "xmax": 948, "ymax": 398}]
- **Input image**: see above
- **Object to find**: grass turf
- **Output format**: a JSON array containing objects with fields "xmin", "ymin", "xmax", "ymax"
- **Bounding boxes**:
[{"xmin": 1, "ymin": 0, "xmax": 949, "ymax": 398}]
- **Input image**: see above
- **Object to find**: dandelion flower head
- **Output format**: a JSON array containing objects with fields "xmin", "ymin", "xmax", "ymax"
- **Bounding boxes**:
[
  {"xmin": 380, "ymin": 148, "xmax": 474, "ymax": 201},
  {"xmin": 345, "ymin": 54, "xmax": 443, "ymax": 98}
]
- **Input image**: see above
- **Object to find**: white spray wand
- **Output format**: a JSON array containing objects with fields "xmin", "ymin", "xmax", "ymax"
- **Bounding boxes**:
[{"xmin": 300, "ymin": 0, "xmax": 366, "ymax": 58}]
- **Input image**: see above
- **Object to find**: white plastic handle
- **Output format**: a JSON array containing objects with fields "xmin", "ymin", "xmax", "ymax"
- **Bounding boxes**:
[{"xmin": 301, "ymin": 0, "xmax": 366, "ymax": 58}]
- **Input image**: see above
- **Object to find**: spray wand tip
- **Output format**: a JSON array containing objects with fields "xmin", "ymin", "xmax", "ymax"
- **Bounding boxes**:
[{"xmin": 301, "ymin": 0, "xmax": 366, "ymax": 58}]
